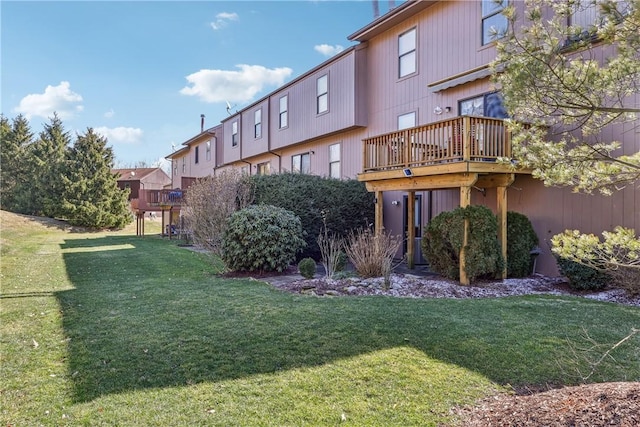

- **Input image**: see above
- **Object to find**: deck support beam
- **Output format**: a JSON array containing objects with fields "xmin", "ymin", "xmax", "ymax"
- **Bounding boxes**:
[
  {"xmin": 459, "ymin": 186, "xmax": 472, "ymax": 285},
  {"xmin": 496, "ymin": 174, "xmax": 515, "ymax": 279},
  {"xmin": 375, "ymin": 190, "xmax": 384, "ymax": 236}
]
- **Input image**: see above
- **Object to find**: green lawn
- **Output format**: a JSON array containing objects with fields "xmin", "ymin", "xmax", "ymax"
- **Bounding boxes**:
[{"xmin": 1, "ymin": 211, "xmax": 638, "ymax": 426}]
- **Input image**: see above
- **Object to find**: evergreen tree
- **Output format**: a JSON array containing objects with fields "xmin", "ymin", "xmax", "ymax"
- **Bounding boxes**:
[
  {"xmin": 61, "ymin": 128, "xmax": 131, "ymax": 228},
  {"xmin": 29, "ymin": 114, "xmax": 72, "ymax": 216},
  {"xmin": 494, "ymin": 0, "xmax": 640, "ymax": 195},
  {"xmin": 0, "ymin": 115, "xmax": 35, "ymax": 213}
]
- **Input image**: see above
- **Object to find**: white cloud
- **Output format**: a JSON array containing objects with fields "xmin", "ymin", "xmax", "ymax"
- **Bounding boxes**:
[
  {"xmin": 13, "ymin": 81, "xmax": 84, "ymax": 120},
  {"xmin": 104, "ymin": 108, "xmax": 115, "ymax": 118},
  {"xmin": 314, "ymin": 44, "xmax": 344, "ymax": 57},
  {"xmin": 210, "ymin": 12, "xmax": 239, "ymax": 30},
  {"xmin": 94, "ymin": 126, "xmax": 143, "ymax": 144},
  {"xmin": 180, "ymin": 64, "xmax": 293, "ymax": 104}
]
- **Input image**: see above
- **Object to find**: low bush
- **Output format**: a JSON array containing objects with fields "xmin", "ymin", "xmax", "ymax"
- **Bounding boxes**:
[
  {"xmin": 222, "ymin": 205, "xmax": 306, "ymax": 273},
  {"xmin": 251, "ymin": 173, "xmax": 374, "ymax": 260},
  {"xmin": 556, "ymin": 257, "xmax": 610, "ymax": 291},
  {"xmin": 507, "ymin": 211, "xmax": 539, "ymax": 277},
  {"xmin": 298, "ymin": 257, "xmax": 317, "ymax": 279},
  {"xmin": 422, "ymin": 205, "xmax": 503, "ymax": 282}
]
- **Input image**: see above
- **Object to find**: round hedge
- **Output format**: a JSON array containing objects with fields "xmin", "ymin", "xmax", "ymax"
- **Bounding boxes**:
[
  {"xmin": 422, "ymin": 205, "xmax": 504, "ymax": 282},
  {"xmin": 507, "ymin": 211, "xmax": 539, "ymax": 277},
  {"xmin": 222, "ymin": 204, "xmax": 306, "ymax": 273}
]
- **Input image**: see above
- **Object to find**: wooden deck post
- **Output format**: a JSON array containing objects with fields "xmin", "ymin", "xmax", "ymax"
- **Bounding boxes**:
[
  {"xmin": 459, "ymin": 186, "xmax": 471, "ymax": 285},
  {"xmin": 497, "ymin": 185, "xmax": 508, "ymax": 279},
  {"xmin": 407, "ymin": 191, "xmax": 415, "ymax": 269},
  {"xmin": 375, "ymin": 190, "xmax": 384, "ymax": 236},
  {"xmin": 496, "ymin": 174, "xmax": 515, "ymax": 279}
]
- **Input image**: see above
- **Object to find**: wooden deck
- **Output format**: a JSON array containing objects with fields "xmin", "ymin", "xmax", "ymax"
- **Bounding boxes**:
[
  {"xmin": 360, "ymin": 116, "xmax": 519, "ymax": 185},
  {"xmin": 357, "ymin": 116, "xmax": 531, "ymax": 285}
]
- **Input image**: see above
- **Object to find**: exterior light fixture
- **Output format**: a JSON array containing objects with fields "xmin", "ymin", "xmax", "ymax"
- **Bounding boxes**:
[{"xmin": 403, "ymin": 168, "xmax": 413, "ymax": 177}]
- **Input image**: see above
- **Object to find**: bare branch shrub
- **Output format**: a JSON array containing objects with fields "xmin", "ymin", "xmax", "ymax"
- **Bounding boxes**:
[
  {"xmin": 345, "ymin": 228, "xmax": 402, "ymax": 288},
  {"xmin": 318, "ymin": 231, "xmax": 343, "ymax": 279},
  {"xmin": 562, "ymin": 327, "xmax": 639, "ymax": 383},
  {"xmin": 183, "ymin": 170, "xmax": 254, "ymax": 255}
]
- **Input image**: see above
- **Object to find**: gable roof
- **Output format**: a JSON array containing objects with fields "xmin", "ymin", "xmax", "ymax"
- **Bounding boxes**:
[{"xmin": 112, "ymin": 168, "xmax": 161, "ymax": 181}]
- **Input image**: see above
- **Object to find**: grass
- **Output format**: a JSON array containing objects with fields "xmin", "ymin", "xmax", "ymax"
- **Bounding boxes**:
[{"xmin": 1, "ymin": 210, "xmax": 639, "ymax": 426}]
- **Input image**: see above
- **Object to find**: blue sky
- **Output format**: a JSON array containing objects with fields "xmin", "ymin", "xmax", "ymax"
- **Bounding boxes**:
[{"xmin": 2, "ymin": 0, "xmax": 400, "ymax": 168}]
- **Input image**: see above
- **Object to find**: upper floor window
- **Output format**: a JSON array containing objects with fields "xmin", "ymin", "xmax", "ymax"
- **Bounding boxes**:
[
  {"xmin": 570, "ymin": 0, "xmax": 630, "ymax": 30},
  {"xmin": 232, "ymin": 121, "xmax": 238, "ymax": 147},
  {"xmin": 195, "ymin": 146, "xmax": 199, "ymax": 164},
  {"xmin": 257, "ymin": 161, "xmax": 271, "ymax": 176},
  {"xmin": 482, "ymin": 0, "xmax": 508, "ymax": 45},
  {"xmin": 279, "ymin": 95, "xmax": 288, "ymax": 128},
  {"xmin": 292, "ymin": 152, "xmax": 311, "ymax": 174},
  {"xmin": 173, "ymin": 160, "xmax": 177, "ymax": 176},
  {"xmin": 182, "ymin": 156, "xmax": 186, "ymax": 173},
  {"xmin": 398, "ymin": 111, "xmax": 416, "ymax": 130},
  {"xmin": 254, "ymin": 108, "xmax": 262, "ymax": 139},
  {"xmin": 206, "ymin": 139, "xmax": 212, "ymax": 161},
  {"xmin": 329, "ymin": 143, "xmax": 340, "ymax": 179},
  {"xmin": 459, "ymin": 92, "xmax": 508, "ymax": 118},
  {"xmin": 317, "ymin": 75, "xmax": 328, "ymax": 114},
  {"xmin": 398, "ymin": 27, "xmax": 417, "ymax": 78}
]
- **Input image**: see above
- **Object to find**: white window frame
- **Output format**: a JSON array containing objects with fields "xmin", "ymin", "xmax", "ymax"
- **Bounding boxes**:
[
  {"xmin": 182, "ymin": 156, "xmax": 186, "ymax": 173},
  {"xmin": 254, "ymin": 108, "xmax": 262, "ymax": 139},
  {"xmin": 481, "ymin": 0, "xmax": 508, "ymax": 45},
  {"xmin": 398, "ymin": 112, "xmax": 416, "ymax": 130},
  {"xmin": 279, "ymin": 95, "xmax": 288, "ymax": 129},
  {"xmin": 398, "ymin": 27, "xmax": 417, "ymax": 78},
  {"xmin": 317, "ymin": 74, "xmax": 328, "ymax": 114},
  {"xmin": 329, "ymin": 143, "xmax": 341, "ymax": 179},
  {"xmin": 231, "ymin": 121, "xmax": 238, "ymax": 147},
  {"xmin": 206, "ymin": 139, "xmax": 212, "ymax": 161}
]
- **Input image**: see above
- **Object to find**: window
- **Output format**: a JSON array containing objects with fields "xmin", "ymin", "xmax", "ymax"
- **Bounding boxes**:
[
  {"xmin": 254, "ymin": 108, "xmax": 262, "ymax": 138},
  {"xmin": 206, "ymin": 139, "xmax": 212, "ymax": 161},
  {"xmin": 292, "ymin": 153, "xmax": 310, "ymax": 174},
  {"xmin": 182, "ymin": 156, "xmax": 186, "ymax": 173},
  {"xmin": 317, "ymin": 74, "xmax": 328, "ymax": 114},
  {"xmin": 481, "ymin": 0, "xmax": 508, "ymax": 45},
  {"xmin": 232, "ymin": 121, "xmax": 238, "ymax": 147},
  {"xmin": 257, "ymin": 162, "xmax": 271, "ymax": 176},
  {"xmin": 570, "ymin": 0, "xmax": 629, "ymax": 30},
  {"xmin": 279, "ymin": 95, "xmax": 288, "ymax": 128},
  {"xmin": 329, "ymin": 143, "xmax": 340, "ymax": 179},
  {"xmin": 398, "ymin": 112, "xmax": 416, "ymax": 130},
  {"xmin": 398, "ymin": 27, "xmax": 417, "ymax": 78},
  {"xmin": 173, "ymin": 160, "xmax": 177, "ymax": 176},
  {"xmin": 459, "ymin": 92, "xmax": 508, "ymax": 118},
  {"xmin": 195, "ymin": 146, "xmax": 199, "ymax": 164}
]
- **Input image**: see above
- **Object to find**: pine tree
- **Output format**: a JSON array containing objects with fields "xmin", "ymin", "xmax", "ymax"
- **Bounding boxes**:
[
  {"xmin": 29, "ymin": 114, "xmax": 72, "ymax": 216},
  {"xmin": 0, "ymin": 115, "xmax": 35, "ymax": 213},
  {"xmin": 61, "ymin": 128, "xmax": 131, "ymax": 228}
]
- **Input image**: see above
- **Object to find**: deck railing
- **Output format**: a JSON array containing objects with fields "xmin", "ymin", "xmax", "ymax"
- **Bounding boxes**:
[
  {"xmin": 362, "ymin": 116, "xmax": 512, "ymax": 172},
  {"xmin": 135, "ymin": 189, "xmax": 185, "ymax": 210}
]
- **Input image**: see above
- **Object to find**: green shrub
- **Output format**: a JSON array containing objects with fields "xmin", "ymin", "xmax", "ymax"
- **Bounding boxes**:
[
  {"xmin": 556, "ymin": 257, "xmax": 610, "ymax": 291},
  {"xmin": 507, "ymin": 211, "xmax": 539, "ymax": 277},
  {"xmin": 422, "ymin": 205, "xmax": 504, "ymax": 282},
  {"xmin": 251, "ymin": 173, "xmax": 375, "ymax": 260},
  {"xmin": 222, "ymin": 205, "xmax": 306, "ymax": 273},
  {"xmin": 298, "ymin": 257, "xmax": 317, "ymax": 279}
]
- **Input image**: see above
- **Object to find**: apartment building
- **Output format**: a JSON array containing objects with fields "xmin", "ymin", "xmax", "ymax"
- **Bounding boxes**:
[{"xmin": 166, "ymin": 0, "xmax": 639, "ymax": 280}]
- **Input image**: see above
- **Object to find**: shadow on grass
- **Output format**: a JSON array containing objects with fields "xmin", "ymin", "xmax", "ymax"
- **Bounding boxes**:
[{"xmin": 58, "ymin": 234, "xmax": 640, "ymax": 403}]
